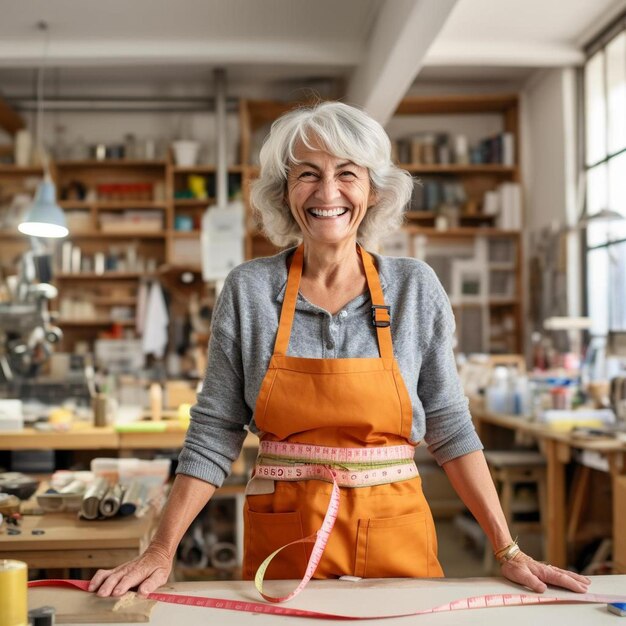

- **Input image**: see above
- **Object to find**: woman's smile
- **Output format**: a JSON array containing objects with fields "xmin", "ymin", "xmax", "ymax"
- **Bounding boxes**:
[{"xmin": 307, "ymin": 207, "xmax": 350, "ymax": 218}]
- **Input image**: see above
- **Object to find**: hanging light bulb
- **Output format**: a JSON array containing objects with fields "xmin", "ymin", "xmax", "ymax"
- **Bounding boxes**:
[
  {"xmin": 18, "ymin": 174, "xmax": 68, "ymax": 238},
  {"xmin": 18, "ymin": 21, "xmax": 68, "ymax": 239}
]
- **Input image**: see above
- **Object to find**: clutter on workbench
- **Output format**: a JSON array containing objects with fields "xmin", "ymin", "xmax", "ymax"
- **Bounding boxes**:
[{"xmin": 0, "ymin": 472, "xmax": 39, "ymax": 500}]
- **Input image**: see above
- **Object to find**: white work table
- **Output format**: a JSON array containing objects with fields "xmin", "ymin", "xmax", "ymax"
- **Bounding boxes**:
[{"xmin": 28, "ymin": 575, "xmax": 626, "ymax": 625}]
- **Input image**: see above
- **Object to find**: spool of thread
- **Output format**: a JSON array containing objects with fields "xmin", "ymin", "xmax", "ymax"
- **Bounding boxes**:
[
  {"xmin": 150, "ymin": 383, "xmax": 162, "ymax": 421},
  {"xmin": 28, "ymin": 606, "xmax": 55, "ymax": 626},
  {"xmin": 92, "ymin": 393, "xmax": 108, "ymax": 428},
  {"xmin": 0, "ymin": 559, "xmax": 28, "ymax": 626}
]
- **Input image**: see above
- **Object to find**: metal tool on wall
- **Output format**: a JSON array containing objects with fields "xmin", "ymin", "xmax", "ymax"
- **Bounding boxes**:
[{"xmin": 0, "ymin": 244, "xmax": 63, "ymax": 386}]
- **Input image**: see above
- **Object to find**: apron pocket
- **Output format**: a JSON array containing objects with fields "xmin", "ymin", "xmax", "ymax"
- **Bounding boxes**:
[
  {"xmin": 244, "ymin": 509, "xmax": 308, "ymax": 580},
  {"xmin": 354, "ymin": 511, "xmax": 429, "ymax": 578}
]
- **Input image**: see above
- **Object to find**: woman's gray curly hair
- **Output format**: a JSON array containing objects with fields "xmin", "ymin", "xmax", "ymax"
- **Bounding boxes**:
[{"xmin": 250, "ymin": 101, "xmax": 414, "ymax": 249}]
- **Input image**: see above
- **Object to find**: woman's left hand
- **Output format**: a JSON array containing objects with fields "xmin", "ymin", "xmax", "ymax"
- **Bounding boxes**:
[{"xmin": 500, "ymin": 551, "xmax": 592, "ymax": 593}]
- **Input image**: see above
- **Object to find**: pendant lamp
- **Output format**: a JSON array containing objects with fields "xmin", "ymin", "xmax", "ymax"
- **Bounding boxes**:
[
  {"xmin": 18, "ymin": 174, "xmax": 68, "ymax": 238},
  {"xmin": 18, "ymin": 21, "xmax": 68, "ymax": 239}
]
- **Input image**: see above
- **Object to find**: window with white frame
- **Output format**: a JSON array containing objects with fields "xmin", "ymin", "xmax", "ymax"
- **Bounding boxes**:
[{"xmin": 584, "ymin": 16, "xmax": 626, "ymax": 336}]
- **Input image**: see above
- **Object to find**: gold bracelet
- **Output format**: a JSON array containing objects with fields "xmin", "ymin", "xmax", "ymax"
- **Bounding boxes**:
[{"xmin": 494, "ymin": 540, "xmax": 521, "ymax": 563}]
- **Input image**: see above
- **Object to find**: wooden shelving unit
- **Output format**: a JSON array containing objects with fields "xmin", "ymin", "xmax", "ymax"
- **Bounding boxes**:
[
  {"xmin": 53, "ymin": 231, "xmax": 166, "ymax": 240},
  {"xmin": 399, "ymin": 164, "xmax": 516, "ymax": 175},
  {"xmin": 235, "ymin": 97, "xmax": 524, "ymax": 354},
  {"xmin": 60, "ymin": 201, "xmax": 169, "ymax": 210},
  {"xmin": 392, "ymin": 93, "xmax": 523, "ymax": 354},
  {"xmin": 54, "ymin": 159, "xmax": 169, "ymax": 169},
  {"xmin": 172, "ymin": 198, "xmax": 214, "ymax": 207},
  {"xmin": 239, "ymin": 99, "xmax": 294, "ymax": 259},
  {"xmin": 0, "ymin": 94, "xmax": 524, "ymax": 355},
  {"xmin": 404, "ymin": 226, "xmax": 522, "ymax": 238},
  {"xmin": 239, "ymin": 94, "xmax": 524, "ymax": 354},
  {"xmin": 55, "ymin": 272, "xmax": 149, "ymax": 279},
  {"xmin": 0, "ymin": 165, "xmax": 45, "ymax": 260},
  {"xmin": 57, "ymin": 318, "xmax": 135, "ymax": 326}
]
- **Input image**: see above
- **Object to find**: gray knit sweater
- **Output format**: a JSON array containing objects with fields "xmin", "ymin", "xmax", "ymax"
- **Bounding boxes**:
[{"xmin": 176, "ymin": 248, "xmax": 483, "ymax": 487}]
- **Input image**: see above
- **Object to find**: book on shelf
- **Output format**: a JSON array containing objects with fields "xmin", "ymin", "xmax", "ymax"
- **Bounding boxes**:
[
  {"xmin": 394, "ymin": 133, "xmax": 449, "ymax": 165},
  {"xmin": 409, "ymin": 178, "xmax": 467, "ymax": 213},
  {"xmin": 480, "ymin": 183, "xmax": 522, "ymax": 230},
  {"xmin": 497, "ymin": 183, "xmax": 522, "ymax": 230},
  {"xmin": 393, "ymin": 131, "xmax": 514, "ymax": 166},
  {"xmin": 99, "ymin": 210, "xmax": 163, "ymax": 233},
  {"xmin": 478, "ymin": 132, "xmax": 515, "ymax": 166}
]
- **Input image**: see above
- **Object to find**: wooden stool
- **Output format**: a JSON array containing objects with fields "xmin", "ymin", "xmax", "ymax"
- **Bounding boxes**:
[{"xmin": 483, "ymin": 450, "xmax": 547, "ymax": 572}]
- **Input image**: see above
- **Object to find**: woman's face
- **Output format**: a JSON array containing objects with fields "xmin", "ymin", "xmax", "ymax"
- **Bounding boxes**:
[{"xmin": 286, "ymin": 140, "xmax": 373, "ymax": 247}]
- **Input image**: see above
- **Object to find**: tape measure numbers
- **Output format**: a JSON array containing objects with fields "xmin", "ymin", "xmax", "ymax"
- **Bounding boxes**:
[{"xmin": 252, "ymin": 442, "xmax": 419, "ymax": 603}]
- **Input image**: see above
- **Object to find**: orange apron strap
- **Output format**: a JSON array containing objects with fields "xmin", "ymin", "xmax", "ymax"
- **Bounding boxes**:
[
  {"xmin": 273, "ymin": 243, "xmax": 392, "ymax": 359},
  {"xmin": 358, "ymin": 245, "xmax": 393, "ymax": 360},
  {"xmin": 273, "ymin": 243, "xmax": 304, "ymax": 356}
]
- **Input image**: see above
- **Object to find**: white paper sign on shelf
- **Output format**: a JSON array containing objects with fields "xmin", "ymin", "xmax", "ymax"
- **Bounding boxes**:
[{"xmin": 201, "ymin": 201, "xmax": 245, "ymax": 282}]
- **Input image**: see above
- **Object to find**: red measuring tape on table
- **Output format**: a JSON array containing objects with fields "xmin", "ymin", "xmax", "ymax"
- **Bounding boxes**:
[{"xmin": 28, "ymin": 579, "xmax": 626, "ymax": 620}]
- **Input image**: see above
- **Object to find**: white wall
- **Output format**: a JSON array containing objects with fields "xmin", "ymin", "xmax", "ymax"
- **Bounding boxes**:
[
  {"xmin": 521, "ymin": 67, "xmax": 581, "ymax": 317},
  {"xmin": 522, "ymin": 68, "xmax": 578, "ymax": 231}
]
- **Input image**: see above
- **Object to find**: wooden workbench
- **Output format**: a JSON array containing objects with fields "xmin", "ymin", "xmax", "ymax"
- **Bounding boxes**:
[
  {"xmin": 470, "ymin": 398, "xmax": 626, "ymax": 569},
  {"xmin": 0, "ymin": 508, "xmax": 158, "ymax": 570},
  {"xmin": 27, "ymin": 575, "xmax": 626, "ymax": 625},
  {"xmin": 0, "ymin": 424, "xmax": 258, "ymax": 451}
]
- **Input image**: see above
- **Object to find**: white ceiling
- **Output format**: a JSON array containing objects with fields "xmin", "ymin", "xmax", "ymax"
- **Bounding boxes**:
[
  {"xmin": 433, "ymin": 0, "xmax": 624, "ymax": 48},
  {"xmin": 0, "ymin": 0, "xmax": 623, "ymax": 122}
]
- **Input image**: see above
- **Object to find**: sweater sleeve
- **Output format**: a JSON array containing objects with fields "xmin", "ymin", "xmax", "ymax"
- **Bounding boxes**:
[
  {"xmin": 418, "ymin": 280, "xmax": 483, "ymax": 466},
  {"xmin": 175, "ymin": 279, "xmax": 251, "ymax": 487}
]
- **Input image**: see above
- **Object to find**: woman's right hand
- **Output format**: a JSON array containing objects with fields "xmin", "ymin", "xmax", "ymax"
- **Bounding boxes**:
[{"xmin": 88, "ymin": 543, "xmax": 173, "ymax": 598}]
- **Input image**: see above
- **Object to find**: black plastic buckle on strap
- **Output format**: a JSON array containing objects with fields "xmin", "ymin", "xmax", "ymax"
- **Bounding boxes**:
[{"xmin": 371, "ymin": 305, "xmax": 391, "ymax": 328}]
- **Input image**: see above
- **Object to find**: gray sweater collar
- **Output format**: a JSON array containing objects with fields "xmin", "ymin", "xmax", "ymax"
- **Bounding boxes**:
[{"xmin": 274, "ymin": 247, "xmax": 388, "ymax": 313}]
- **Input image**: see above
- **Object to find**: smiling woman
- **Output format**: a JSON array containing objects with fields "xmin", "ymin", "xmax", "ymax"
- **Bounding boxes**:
[
  {"xmin": 90, "ymin": 101, "xmax": 591, "ymax": 601},
  {"xmin": 251, "ymin": 101, "xmax": 413, "ymax": 249}
]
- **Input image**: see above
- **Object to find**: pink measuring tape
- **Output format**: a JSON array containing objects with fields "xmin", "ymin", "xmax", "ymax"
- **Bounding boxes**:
[
  {"xmin": 255, "ymin": 442, "xmax": 418, "ymax": 488},
  {"xmin": 28, "ymin": 579, "xmax": 626, "ymax": 621},
  {"xmin": 252, "ymin": 441, "xmax": 419, "ymax": 603},
  {"xmin": 30, "ymin": 442, "xmax": 626, "ymax": 619}
]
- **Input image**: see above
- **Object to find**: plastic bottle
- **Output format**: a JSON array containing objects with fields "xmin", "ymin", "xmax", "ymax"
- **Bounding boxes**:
[{"xmin": 486, "ymin": 367, "xmax": 510, "ymax": 414}]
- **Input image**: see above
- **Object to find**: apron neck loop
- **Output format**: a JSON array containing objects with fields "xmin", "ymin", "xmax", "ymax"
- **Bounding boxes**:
[
  {"xmin": 358, "ymin": 245, "xmax": 393, "ymax": 359},
  {"xmin": 273, "ymin": 243, "xmax": 393, "ymax": 359},
  {"xmin": 273, "ymin": 244, "xmax": 305, "ymax": 356}
]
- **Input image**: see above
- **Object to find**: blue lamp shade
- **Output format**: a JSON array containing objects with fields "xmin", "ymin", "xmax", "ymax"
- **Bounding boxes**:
[{"xmin": 18, "ymin": 177, "xmax": 68, "ymax": 238}]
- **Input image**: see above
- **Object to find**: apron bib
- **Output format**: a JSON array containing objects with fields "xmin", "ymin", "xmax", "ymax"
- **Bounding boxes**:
[{"xmin": 243, "ymin": 243, "xmax": 443, "ymax": 580}]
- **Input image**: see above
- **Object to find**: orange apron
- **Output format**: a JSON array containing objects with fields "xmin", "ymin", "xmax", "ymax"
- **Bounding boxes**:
[{"xmin": 243, "ymin": 243, "xmax": 443, "ymax": 580}]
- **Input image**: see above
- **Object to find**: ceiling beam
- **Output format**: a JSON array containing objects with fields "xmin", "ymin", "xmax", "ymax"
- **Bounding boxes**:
[
  {"xmin": 345, "ymin": 0, "xmax": 458, "ymax": 125},
  {"xmin": 0, "ymin": 39, "xmax": 361, "ymax": 68},
  {"xmin": 425, "ymin": 40, "xmax": 585, "ymax": 67},
  {"xmin": 0, "ymin": 95, "xmax": 25, "ymax": 136}
]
